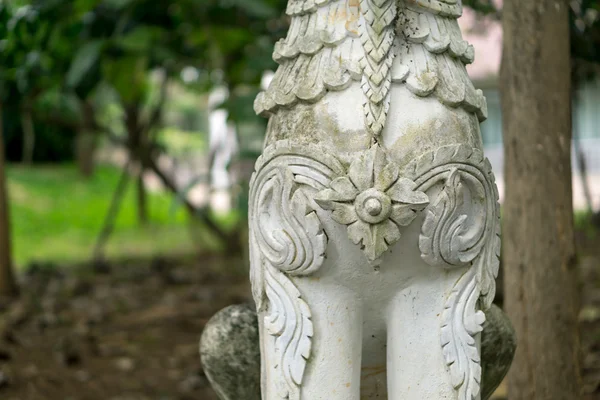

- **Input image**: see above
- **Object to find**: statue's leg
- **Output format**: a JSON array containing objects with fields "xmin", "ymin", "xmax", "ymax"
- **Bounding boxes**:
[
  {"xmin": 386, "ymin": 267, "xmax": 467, "ymax": 400},
  {"xmin": 259, "ymin": 279, "xmax": 364, "ymax": 400}
]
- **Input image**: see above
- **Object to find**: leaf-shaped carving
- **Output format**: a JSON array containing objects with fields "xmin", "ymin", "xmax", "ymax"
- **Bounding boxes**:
[
  {"xmin": 254, "ymin": 0, "xmax": 363, "ymax": 117},
  {"xmin": 264, "ymin": 264, "xmax": 313, "ymax": 400},
  {"xmin": 441, "ymin": 268, "xmax": 486, "ymax": 400},
  {"xmin": 250, "ymin": 141, "xmax": 345, "ymax": 304}
]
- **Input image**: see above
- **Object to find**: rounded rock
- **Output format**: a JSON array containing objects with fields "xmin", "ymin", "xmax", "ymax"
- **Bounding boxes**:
[{"xmin": 200, "ymin": 304, "xmax": 261, "ymax": 400}]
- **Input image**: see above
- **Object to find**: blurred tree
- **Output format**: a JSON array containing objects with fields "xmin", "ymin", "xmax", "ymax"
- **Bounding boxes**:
[
  {"xmin": 0, "ymin": 3, "xmax": 60, "ymax": 164},
  {"xmin": 0, "ymin": 111, "xmax": 17, "ymax": 298},
  {"xmin": 0, "ymin": 4, "xmax": 19, "ymax": 296},
  {"xmin": 0, "ymin": 0, "xmax": 288, "ymax": 245},
  {"xmin": 501, "ymin": 1, "xmax": 582, "ymax": 400},
  {"xmin": 31, "ymin": 0, "xmax": 288, "ymax": 246}
]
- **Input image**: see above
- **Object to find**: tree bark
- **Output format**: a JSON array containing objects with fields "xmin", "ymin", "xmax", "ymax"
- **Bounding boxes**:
[
  {"xmin": 501, "ymin": 1, "xmax": 581, "ymax": 399},
  {"xmin": 20, "ymin": 105, "xmax": 35, "ymax": 165},
  {"xmin": 125, "ymin": 105, "xmax": 148, "ymax": 225},
  {"xmin": 75, "ymin": 130, "xmax": 97, "ymax": 178},
  {"xmin": 75, "ymin": 101, "xmax": 99, "ymax": 178},
  {"xmin": 136, "ymin": 172, "xmax": 148, "ymax": 224},
  {"xmin": 0, "ymin": 103, "xmax": 18, "ymax": 297}
]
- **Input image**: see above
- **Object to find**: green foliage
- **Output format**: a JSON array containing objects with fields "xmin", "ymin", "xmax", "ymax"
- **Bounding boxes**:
[
  {"xmin": 2, "ymin": 100, "xmax": 77, "ymax": 163},
  {"xmin": 66, "ymin": 40, "xmax": 104, "ymax": 89},
  {"xmin": 0, "ymin": 0, "xmax": 287, "ymax": 150},
  {"xmin": 571, "ymin": 0, "xmax": 600, "ymax": 83},
  {"xmin": 462, "ymin": 0, "xmax": 498, "ymax": 15}
]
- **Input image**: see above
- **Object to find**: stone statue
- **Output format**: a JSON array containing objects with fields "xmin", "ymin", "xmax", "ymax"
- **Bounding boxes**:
[
  {"xmin": 248, "ymin": 0, "xmax": 501, "ymax": 399},
  {"xmin": 200, "ymin": 303, "xmax": 516, "ymax": 400}
]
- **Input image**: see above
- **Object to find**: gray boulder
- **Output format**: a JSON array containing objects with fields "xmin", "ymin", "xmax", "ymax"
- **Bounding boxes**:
[
  {"xmin": 200, "ymin": 304, "xmax": 261, "ymax": 400},
  {"xmin": 481, "ymin": 304, "xmax": 517, "ymax": 400},
  {"xmin": 200, "ymin": 303, "xmax": 515, "ymax": 400}
]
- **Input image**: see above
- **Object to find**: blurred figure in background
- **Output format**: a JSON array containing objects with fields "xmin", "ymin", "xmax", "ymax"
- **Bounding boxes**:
[{"xmin": 207, "ymin": 86, "xmax": 238, "ymax": 214}]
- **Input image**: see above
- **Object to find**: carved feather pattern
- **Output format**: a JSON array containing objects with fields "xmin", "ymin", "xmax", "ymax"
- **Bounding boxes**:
[
  {"xmin": 394, "ymin": 4, "xmax": 487, "ymax": 121},
  {"xmin": 255, "ymin": 0, "xmax": 362, "ymax": 116},
  {"xmin": 264, "ymin": 263, "xmax": 314, "ymax": 400},
  {"xmin": 400, "ymin": 7, "xmax": 474, "ymax": 64},
  {"xmin": 257, "ymin": 0, "xmax": 486, "ymax": 128},
  {"xmin": 441, "ymin": 267, "xmax": 486, "ymax": 400},
  {"xmin": 358, "ymin": 0, "xmax": 397, "ymax": 137},
  {"xmin": 249, "ymin": 140, "xmax": 345, "ymax": 398}
]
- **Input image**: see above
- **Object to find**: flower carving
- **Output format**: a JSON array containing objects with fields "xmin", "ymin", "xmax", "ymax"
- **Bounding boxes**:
[{"xmin": 315, "ymin": 145, "xmax": 429, "ymax": 262}]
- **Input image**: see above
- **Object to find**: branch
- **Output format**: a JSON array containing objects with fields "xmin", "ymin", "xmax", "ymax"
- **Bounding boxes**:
[
  {"xmin": 144, "ymin": 153, "xmax": 231, "ymax": 243},
  {"xmin": 142, "ymin": 71, "xmax": 169, "ymax": 137},
  {"xmin": 31, "ymin": 106, "xmax": 126, "ymax": 147},
  {"xmin": 93, "ymin": 161, "xmax": 131, "ymax": 267}
]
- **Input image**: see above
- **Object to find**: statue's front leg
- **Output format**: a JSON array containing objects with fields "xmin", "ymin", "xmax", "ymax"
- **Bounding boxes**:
[
  {"xmin": 384, "ymin": 145, "xmax": 502, "ymax": 400},
  {"xmin": 260, "ymin": 275, "xmax": 364, "ymax": 400},
  {"xmin": 249, "ymin": 142, "xmax": 364, "ymax": 400},
  {"xmin": 386, "ymin": 264, "xmax": 470, "ymax": 399}
]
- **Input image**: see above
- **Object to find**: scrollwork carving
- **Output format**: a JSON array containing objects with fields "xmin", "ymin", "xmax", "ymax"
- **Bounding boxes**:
[
  {"xmin": 404, "ymin": 144, "xmax": 500, "ymax": 308},
  {"xmin": 421, "ymin": 168, "xmax": 477, "ymax": 268}
]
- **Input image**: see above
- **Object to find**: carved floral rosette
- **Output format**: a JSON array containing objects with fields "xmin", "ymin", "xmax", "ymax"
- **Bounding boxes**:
[{"xmin": 249, "ymin": 139, "xmax": 500, "ymax": 400}]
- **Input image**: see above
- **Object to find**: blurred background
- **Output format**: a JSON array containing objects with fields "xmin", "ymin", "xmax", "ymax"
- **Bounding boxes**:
[{"xmin": 0, "ymin": 0, "xmax": 597, "ymax": 399}]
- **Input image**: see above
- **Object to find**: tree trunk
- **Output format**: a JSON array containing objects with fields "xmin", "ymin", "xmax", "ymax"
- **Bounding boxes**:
[
  {"xmin": 20, "ymin": 105, "xmax": 35, "ymax": 165},
  {"xmin": 136, "ymin": 172, "xmax": 147, "ymax": 225},
  {"xmin": 75, "ymin": 130, "xmax": 97, "ymax": 178},
  {"xmin": 125, "ymin": 105, "xmax": 148, "ymax": 225},
  {"xmin": 0, "ymin": 103, "xmax": 18, "ymax": 297},
  {"xmin": 76, "ymin": 101, "xmax": 99, "ymax": 178},
  {"xmin": 501, "ymin": 1, "xmax": 581, "ymax": 399}
]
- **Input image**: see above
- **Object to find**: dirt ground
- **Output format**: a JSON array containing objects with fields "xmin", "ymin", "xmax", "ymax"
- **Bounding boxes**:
[
  {"xmin": 0, "ymin": 254, "xmax": 251, "ymax": 400},
  {"xmin": 0, "ymin": 233, "xmax": 598, "ymax": 400}
]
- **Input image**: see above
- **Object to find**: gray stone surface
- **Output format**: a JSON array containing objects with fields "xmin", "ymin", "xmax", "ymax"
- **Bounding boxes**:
[
  {"xmin": 481, "ymin": 304, "xmax": 517, "ymax": 400},
  {"xmin": 200, "ymin": 304, "xmax": 261, "ymax": 400},
  {"xmin": 200, "ymin": 303, "xmax": 516, "ymax": 400}
]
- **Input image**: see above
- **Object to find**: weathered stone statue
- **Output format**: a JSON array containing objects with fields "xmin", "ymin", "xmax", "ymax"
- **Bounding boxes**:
[{"xmin": 247, "ymin": 0, "xmax": 501, "ymax": 399}]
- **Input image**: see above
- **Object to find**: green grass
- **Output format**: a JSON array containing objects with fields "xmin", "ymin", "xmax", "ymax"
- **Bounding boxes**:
[
  {"xmin": 7, "ymin": 163, "xmax": 230, "ymax": 268},
  {"xmin": 575, "ymin": 209, "xmax": 599, "ymax": 240},
  {"xmin": 157, "ymin": 127, "xmax": 206, "ymax": 157}
]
